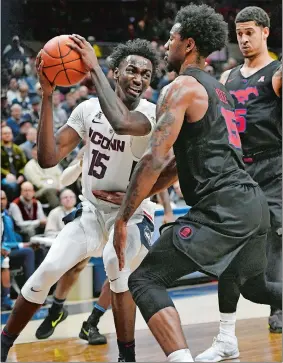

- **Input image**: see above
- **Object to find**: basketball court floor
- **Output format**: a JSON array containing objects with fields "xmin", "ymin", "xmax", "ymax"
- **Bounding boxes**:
[{"xmin": 2, "ymin": 282, "xmax": 282, "ymax": 362}]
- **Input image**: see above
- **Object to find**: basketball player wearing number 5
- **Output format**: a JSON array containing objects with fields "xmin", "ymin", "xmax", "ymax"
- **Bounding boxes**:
[
  {"xmin": 113, "ymin": 5, "xmax": 282, "ymax": 362},
  {"xmin": 196, "ymin": 7, "xmax": 282, "ymax": 362}
]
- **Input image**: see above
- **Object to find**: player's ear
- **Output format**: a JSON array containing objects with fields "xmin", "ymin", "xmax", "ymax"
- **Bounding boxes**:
[
  {"xmin": 262, "ymin": 27, "xmax": 269, "ymax": 40},
  {"xmin": 113, "ymin": 68, "xmax": 119, "ymax": 80},
  {"xmin": 186, "ymin": 38, "xmax": 195, "ymax": 54}
]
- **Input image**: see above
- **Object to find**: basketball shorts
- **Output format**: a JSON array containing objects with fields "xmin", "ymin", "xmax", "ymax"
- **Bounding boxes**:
[{"xmin": 21, "ymin": 197, "xmax": 155, "ymax": 304}]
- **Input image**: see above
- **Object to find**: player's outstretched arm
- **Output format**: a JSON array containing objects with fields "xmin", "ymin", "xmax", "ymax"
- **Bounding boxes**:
[
  {"xmin": 67, "ymin": 34, "xmax": 152, "ymax": 137},
  {"xmin": 272, "ymin": 63, "xmax": 282, "ymax": 98},
  {"xmin": 36, "ymin": 51, "xmax": 81, "ymax": 168},
  {"xmin": 113, "ymin": 78, "xmax": 191, "ymax": 270}
]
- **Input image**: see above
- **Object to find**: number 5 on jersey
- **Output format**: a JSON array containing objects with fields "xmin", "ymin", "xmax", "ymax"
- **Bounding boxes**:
[
  {"xmin": 221, "ymin": 107, "xmax": 241, "ymax": 149},
  {"xmin": 88, "ymin": 149, "xmax": 110, "ymax": 179}
]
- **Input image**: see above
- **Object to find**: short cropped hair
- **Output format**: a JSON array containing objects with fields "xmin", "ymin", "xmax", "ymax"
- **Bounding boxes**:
[
  {"xmin": 108, "ymin": 39, "xmax": 160, "ymax": 79},
  {"xmin": 235, "ymin": 6, "xmax": 270, "ymax": 28},
  {"xmin": 175, "ymin": 4, "xmax": 228, "ymax": 58}
]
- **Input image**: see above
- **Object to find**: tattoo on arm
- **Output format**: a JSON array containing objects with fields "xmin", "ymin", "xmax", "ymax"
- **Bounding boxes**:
[{"xmin": 118, "ymin": 82, "xmax": 186, "ymax": 223}]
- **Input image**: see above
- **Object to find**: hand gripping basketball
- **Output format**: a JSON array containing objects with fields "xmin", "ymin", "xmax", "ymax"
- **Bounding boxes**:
[
  {"xmin": 67, "ymin": 34, "xmax": 99, "ymax": 72},
  {"xmin": 36, "ymin": 50, "xmax": 56, "ymax": 96}
]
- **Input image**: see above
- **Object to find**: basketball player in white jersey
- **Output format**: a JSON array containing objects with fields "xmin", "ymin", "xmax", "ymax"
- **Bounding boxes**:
[{"xmin": 1, "ymin": 37, "xmax": 168, "ymax": 362}]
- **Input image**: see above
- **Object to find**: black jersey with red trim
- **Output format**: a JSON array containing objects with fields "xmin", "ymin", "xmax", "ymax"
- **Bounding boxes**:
[
  {"xmin": 173, "ymin": 67, "xmax": 256, "ymax": 207},
  {"xmin": 226, "ymin": 60, "xmax": 281, "ymax": 155}
]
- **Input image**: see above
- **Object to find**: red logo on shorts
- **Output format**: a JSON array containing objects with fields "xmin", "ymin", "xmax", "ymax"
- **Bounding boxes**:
[{"xmin": 179, "ymin": 226, "xmax": 192, "ymax": 239}]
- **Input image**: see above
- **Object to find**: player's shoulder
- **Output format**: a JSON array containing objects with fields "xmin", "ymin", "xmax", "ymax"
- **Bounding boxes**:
[
  {"xmin": 170, "ymin": 75, "xmax": 201, "ymax": 94},
  {"xmin": 168, "ymin": 75, "xmax": 204, "ymax": 100},
  {"xmin": 78, "ymin": 97, "xmax": 100, "ymax": 111},
  {"xmin": 219, "ymin": 69, "xmax": 233, "ymax": 85},
  {"xmin": 220, "ymin": 65, "xmax": 242, "ymax": 84}
]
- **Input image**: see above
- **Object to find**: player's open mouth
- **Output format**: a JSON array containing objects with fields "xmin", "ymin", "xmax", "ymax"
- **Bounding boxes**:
[{"xmin": 127, "ymin": 87, "xmax": 142, "ymax": 96}]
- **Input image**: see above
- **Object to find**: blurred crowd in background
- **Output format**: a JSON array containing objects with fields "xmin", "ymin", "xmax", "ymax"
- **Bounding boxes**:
[{"xmin": 1, "ymin": 0, "xmax": 281, "ymax": 310}]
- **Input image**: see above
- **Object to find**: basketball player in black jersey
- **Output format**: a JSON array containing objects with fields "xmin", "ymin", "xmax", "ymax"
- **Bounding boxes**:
[
  {"xmin": 112, "ymin": 4, "xmax": 282, "ymax": 362},
  {"xmin": 196, "ymin": 7, "xmax": 282, "ymax": 362}
]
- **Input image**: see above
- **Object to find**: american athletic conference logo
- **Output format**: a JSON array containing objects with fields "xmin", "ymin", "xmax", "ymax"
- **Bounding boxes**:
[{"xmin": 178, "ymin": 226, "xmax": 193, "ymax": 239}]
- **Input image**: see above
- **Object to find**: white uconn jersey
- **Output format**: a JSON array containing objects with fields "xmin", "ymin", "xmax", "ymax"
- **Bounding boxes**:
[{"xmin": 67, "ymin": 98, "xmax": 156, "ymax": 206}]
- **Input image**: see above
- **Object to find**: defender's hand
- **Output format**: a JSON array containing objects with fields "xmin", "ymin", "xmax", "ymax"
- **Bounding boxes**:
[
  {"xmin": 93, "ymin": 190, "xmax": 125, "ymax": 205},
  {"xmin": 113, "ymin": 220, "xmax": 127, "ymax": 271}
]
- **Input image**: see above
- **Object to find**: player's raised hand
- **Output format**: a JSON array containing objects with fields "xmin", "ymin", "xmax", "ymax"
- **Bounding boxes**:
[
  {"xmin": 113, "ymin": 220, "xmax": 127, "ymax": 271},
  {"xmin": 67, "ymin": 34, "xmax": 99, "ymax": 72},
  {"xmin": 36, "ymin": 50, "xmax": 55, "ymax": 96}
]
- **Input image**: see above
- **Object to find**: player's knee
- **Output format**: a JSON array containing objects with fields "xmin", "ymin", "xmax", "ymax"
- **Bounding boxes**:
[
  {"xmin": 104, "ymin": 249, "xmax": 130, "ymax": 293},
  {"xmin": 240, "ymin": 277, "xmax": 267, "ymax": 304},
  {"xmin": 110, "ymin": 269, "xmax": 131, "ymax": 293},
  {"xmin": 22, "ymin": 258, "xmax": 65, "ymax": 304},
  {"xmin": 128, "ymin": 265, "xmax": 150, "ymax": 303},
  {"xmin": 129, "ymin": 267, "xmax": 174, "ymax": 323}
]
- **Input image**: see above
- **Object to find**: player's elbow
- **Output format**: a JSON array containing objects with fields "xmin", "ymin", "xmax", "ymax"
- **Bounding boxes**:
[
  {"xmin": 112, "ymin": 124, "xmax": 126, "ymax": 135},
  {"xmin": 144, "ymin": 152, "xmax": 165, "ymax": 172},
  {"xmin": 111, "ymin": 119, "xmax": 131, "ymax": 135},
  {"xmin": 111, "ymin": 113, "xmax": 134, "ymax": 135}
]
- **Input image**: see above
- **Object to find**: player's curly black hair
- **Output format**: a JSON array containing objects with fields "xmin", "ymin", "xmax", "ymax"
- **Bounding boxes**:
[
  {"xmin": 108, "ymin": 39, "xmax": 160, "ymax": 79},
  {"xmin": 235, "ymin": 7, "xmax": 270, "ymax": 28},
  {"xmin": 175, "ymin": 4, "xmax": 228, "ymax": 58}
]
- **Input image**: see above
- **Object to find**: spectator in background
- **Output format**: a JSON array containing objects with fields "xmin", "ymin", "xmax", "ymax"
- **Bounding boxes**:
[
  {"xmin": 1, "ymin": 190, "xmax": 13, "ymax": 310},
  {"xmin": 24, "ymin": 144, "xmax": 63, "ymax": 209},
  {"xmin": 1, "ymin": 126, "xmax": 26, "ymax": 202},
  {"xmin": 9, "ymin": 182, "xmax": 47, "ymax": 240},
  {"xmin": 24, "ymin": 59, "xmax": 38, "ymax": 94},
  {"xmin": 80, "ymin": 73, "xmax": 97, "ymax": 96},
  {"xmin": 52, "ymin": 90, "xmax": 68, "ymax": 132},
  {"xmin": 136, "ymin": 19, "xmax": 149, "ymax": 39},
  {"xmin": 10, "ymin": 62, "xmax": 26, "ymax": 86},
  {"xmin": 204, "ymin": 64, "xmax": 215, "ymax": 76},
  {"xmin": 7, "ymin": 78, "xmax": 20, "ymax": 105},
  {"xmin": 157, "ymin": 70, "xmax": 177, "ymax": 91},
  {"xmin": 45, "ymin": 189, "xmax": 77, "ymax": 237},
  {"xmin": 3, "ymin": 36, "xmax": 26, "ymax": 72},
  {"xmin": 222, "ymin": 57, "xmax": 238, "ymax": 72},
  {"xmin": 29, "ymin": 96, "xmax": 41, "ymax": 126},
  {"xmin": 19, "ymin": 127, "xmax": 37, "ymax": 160},
  {"xmin": 1, "ymin": 247, "xmax": 12, "ymax": 310},
  {"xmin": 35, "ymin": 82, "xmax": 43, "ymax": 98},
  {"xmin": 6, "ymin": 104, "xmax": 22, "ymax": 138},
  {"xmin": 77, "ymin": 85, "xmax": 90, "ymax": 102},
  {"xmin": 1, "ymin": 190, "xmax": 36, "ymax": 305},
  {"xmin": 61, "ymin": 91, "xmax": 77, "ymax": 118},
  {"xmin": 127, "ymin": 23, "xmax": 136, "ymax": 40},
  {"xmin": 14, "ymin": 117, "xmax": 33, "ymax": 146},
  {"xmin": 1, "ymin": 94, "xmax": 9, "ymax": 120},
  {"xmin": 11, "ymin": 82, "xmax": 32, "ymax": 114}
]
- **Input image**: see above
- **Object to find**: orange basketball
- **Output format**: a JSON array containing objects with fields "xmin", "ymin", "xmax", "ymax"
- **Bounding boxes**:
[{"xmin": 41, "ymin": 35, "xmax": 88, "ymax": 87}]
